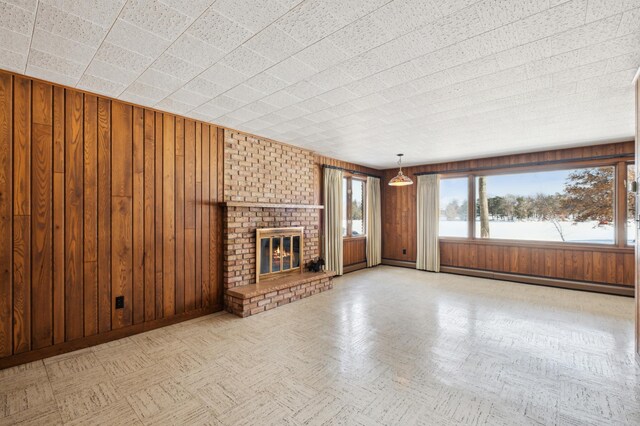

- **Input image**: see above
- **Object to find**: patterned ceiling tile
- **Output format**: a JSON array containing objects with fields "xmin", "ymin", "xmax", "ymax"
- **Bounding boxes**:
[
  {"xmin": 39, "ymin": 0, "xmax": 126, "ymax": 27},
  {"xmin": 186, "ymin": 7, "xmax": 252, "ymax": 52},
  {"xmin": 105, "ymin": 18, "xmax": 171, "ymax": 58},
  {"xmin": 0, "ymin": 0, "xmax": 36, "ymax": 35},
  {"xmin": 119, "ymin": 0, "xmax": 192, "ymax": 41},
  {"xmin": 2, "ymin": 0, "xmax": 637, "ymax": 167},
  {"xmin": 244, "ymin": 26, "xmax": 303, "ymax": 63}
]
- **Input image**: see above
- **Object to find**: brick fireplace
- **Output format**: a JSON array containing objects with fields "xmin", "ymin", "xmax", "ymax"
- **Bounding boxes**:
[
  {"xmin": 222, "ymin": 130, "xmax": 334, "ymax": 317},
  {"xmin": 223, "ymin": 206, "xmax": 320, "ymax": 290}
]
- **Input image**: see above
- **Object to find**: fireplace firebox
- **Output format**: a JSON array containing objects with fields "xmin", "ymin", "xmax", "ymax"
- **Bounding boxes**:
[{"xmin": 256, "ymin": 227, "xmax": 304, "ymax": 283}]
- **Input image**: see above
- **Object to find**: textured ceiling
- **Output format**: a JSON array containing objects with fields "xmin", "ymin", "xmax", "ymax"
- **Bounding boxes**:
[{"xmin": 1, "ymin": 0, "xmax": 639, "ymax": 168}]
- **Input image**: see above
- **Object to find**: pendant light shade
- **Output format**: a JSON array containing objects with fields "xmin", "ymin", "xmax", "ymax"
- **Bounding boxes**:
[{"xmin": 388, "ymin": 154, "xmax": 413, "ymax": 186}]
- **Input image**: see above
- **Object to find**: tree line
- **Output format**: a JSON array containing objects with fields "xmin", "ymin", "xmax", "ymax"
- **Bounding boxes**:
[{"xmin": 442, "ymin": 167, "xmax": 623, "ymax": 224}]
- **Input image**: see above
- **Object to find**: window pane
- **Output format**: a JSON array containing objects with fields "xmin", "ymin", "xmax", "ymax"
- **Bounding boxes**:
[
  {"xmin": 283, "ymin": 237, "xmax": 291, "ymax": 270},
  {"xmin": 351, "ymin": 180, "xmax": 365, "ymax": 236},
  {"xmin": 475, "ymin": 167, "xmax": 615, "ymax": 244},
  {"xmin": 439, "ymin": 178, "xmax": 468, "ymax": 237},
  {"xmin": 260, "ymin": 238, "xmax": 270, "ymax": 274},
  {"xmin": 342, "ymin": 178, "xmax": 347, "ymax": 237},
  {"xmin": 628, "ymin": 163, "xmax": 636, "ymax": 245},
  {"xmin": 292, "ymin": 236, "xmax": 300, "ymax": 268}
]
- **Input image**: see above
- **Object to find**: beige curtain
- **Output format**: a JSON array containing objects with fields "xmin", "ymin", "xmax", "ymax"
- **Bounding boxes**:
[
  {"xmin": 366, "ymin": 176, "xmax": 381, "ymax": 267},
  {"xmin": 323, "ymin": 168, "xmax": 343, "ymax": 275},
  {"xmin": 416, "ymin": 174, "xmax": 440, "ymax": 272}
]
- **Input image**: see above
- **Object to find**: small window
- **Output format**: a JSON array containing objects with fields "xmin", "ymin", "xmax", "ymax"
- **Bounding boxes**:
[
  {"xmin": 475, "ymin": 167, "xmax": 615, "ymax": 244},
  {"xmin": 342, "ymin": 176, "xmax": 366, "ymax": 238},
  {"xmin": 439, "ymin": 177, "xmax": 468, "ymax": 237},
  {"xmin": 351, "ymin": 179, "xmax": 365, "ymax": 236}
]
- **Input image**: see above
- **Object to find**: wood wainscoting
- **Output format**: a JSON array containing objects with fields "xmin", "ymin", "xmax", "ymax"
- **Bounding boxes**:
[
  {"xmin": 440, "ymin": 240, "xmax": 634, "ymax": 295},
  {"xmin": 0, "ymin": 70, "xmax": 224, "ymax": 369},
  {"xmin": 344, "ymin": 237, "xmax": 367, "ymax": 273}
]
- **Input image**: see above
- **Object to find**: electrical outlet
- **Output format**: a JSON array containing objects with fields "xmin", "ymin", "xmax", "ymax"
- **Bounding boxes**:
[
  {"xmin": 402, "ymin": 248, "xmax": 406, "ymax": 255},
  {"xmin": 115, "ymin": 296, "xmax": 124, "ymax": 309}
]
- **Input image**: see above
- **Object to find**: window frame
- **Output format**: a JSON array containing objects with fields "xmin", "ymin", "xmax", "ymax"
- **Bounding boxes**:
[
  {"xmin": 343, "ymin": 173, "xmax": 367, "ymax": 239},
  {"xmin": 436, "ymin": 158, "xmax": 634, "ymax": 250},
  {"xmin": 625, "ymin": 161, "xmax": 636, "ymax": 247}
]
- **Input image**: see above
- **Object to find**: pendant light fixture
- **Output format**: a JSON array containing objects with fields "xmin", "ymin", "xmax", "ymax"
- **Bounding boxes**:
[{"xmin": 388, "ymin": 154, "xmax": 413, "ymax": 186}]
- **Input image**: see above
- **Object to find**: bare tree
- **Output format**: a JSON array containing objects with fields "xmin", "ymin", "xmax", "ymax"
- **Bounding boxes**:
[
  {"xmin": 550, "ymin": 218, "xmax": 566, "ymax": 242},
  {"xmin": 478, "ymin": 176, "xmax": 490, "ymax": 238}
]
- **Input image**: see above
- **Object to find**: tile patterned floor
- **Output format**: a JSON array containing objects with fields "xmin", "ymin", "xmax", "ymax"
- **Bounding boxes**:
[{"xmin": 1, "ymin": 266, "xmax": 639, "ymax": 425}]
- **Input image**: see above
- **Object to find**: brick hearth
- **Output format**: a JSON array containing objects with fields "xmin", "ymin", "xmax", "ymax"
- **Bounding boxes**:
[{"xmin": 226, "ymin": 271, "xmax": 335, "ymax": 317}]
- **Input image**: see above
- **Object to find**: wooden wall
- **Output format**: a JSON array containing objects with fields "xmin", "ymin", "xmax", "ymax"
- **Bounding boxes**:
[
  {"xmin": 344, "ymin": 238, "xmax": 367, "ymax": 268},
  {"xmin": 440, "ymin": 241, "xmax": 634, "ymax": 287},
  {"xmin": 382, "ymin": 142, "xmax": 635, "ymax": 290},
  {"xmin": 0, "ymin": 71, "xmax": 223, "ymax": 367},
  {"xmin": 314, "ymin": 155, "xmax": 380, "ymax": 272}
]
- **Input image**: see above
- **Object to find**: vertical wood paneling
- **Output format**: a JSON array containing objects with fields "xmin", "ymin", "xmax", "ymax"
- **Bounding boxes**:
[
  {"xmin": 111, "ymin": 102, "xmax": 133, "ymax": 329},
  {"xmin": 209, "ymin": 126, "xmax": 218, "ymax": 306},
  {"xmin": 31, "ymin": 81, "xmax": 53, "ymax": 349},
  {"xmin": 83, "ymin": 94, "xmax": 98, "ymax": 337},
  {"xmin": 175, "ymin": 117, "xmax": 185, "ymax": 314},
  {"xmin": 97, "ymin": 98, "xmax": 111, "ymax": 333},
  {"xmin": 194, "ymin": 122, "xmax": 202, "ymax": 309},
  {"xmin": 143, "ymin": 109, "xmax": 155, "ymax": 322},
  {"xmin": 155, "ymin": 113, "xmax": 164, "ymax": 318},
  {"xmin": 440, "ymin": 241, "xmax": 633, "ymax": 287},
  {"xmin": 605, "ymin": 253, "xmax": 616, "ymax": 284},
  {"xmin": 343, "ymin": 238, "xmax": 366, "ymax": 266},
  {"xmin": 583, "ymin": 251, "xmax": 593, "ymax": 282},
  {"xmin": 623, "ymin": 253, "xmax": 634, "ymax": 286},
  {"xmin": 13, "ymin": 77, "xmax": 30, "ymax": 216},
  {"xmin": 201, "ymin": 125, "xmax": 210, "ymax": 308},
  {"xmin": 13, "ymin": 217, "xmax": 30, "ymax": 353},
  {"xmin": 52, "ymin": 86, "xmax": 64, "ymax": 345},
  {"xmin": 215, "ymin": 128, "xmax": 224, "ymax": 305},
  {"xmin": 0, "ymin": 70, "xmax": 223, "ymax": 365},
  {"xmin": 184, "ymin": 120, "xmax": 196, "ymax": 311},
  {"xmin": 65, "ymin": 89, "xmax": 83, "ymax": 342},
  {"xmin": 112, "ymin": 197, "xmax": 133, "ymax": 329},
  {"xmin": 133, "ymin": 107, "xmax": 144, "ymax": 324},
  {"xmin": 13, "ymin": 77, "xmax": 31, "ymax": 354},
  {"xmin": 0, "ymin": 73, "xmax": 11, "ymax": 357},
  {"xmin": 217, "ymin": 127, "xmax": 224, "ymax": 203},
  {"xmin": 163, "ymin": 114, "xmax": 175, "ymax": 317}
]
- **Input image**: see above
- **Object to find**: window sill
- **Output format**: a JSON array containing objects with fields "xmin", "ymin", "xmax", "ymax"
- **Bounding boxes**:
[
  {"xmin": 438, "ymin": 237, "xmax": 634, "ymax": 253},
  {"xmin": 343, "ymin": 236, "xmax": 367, "ymax": 240}
]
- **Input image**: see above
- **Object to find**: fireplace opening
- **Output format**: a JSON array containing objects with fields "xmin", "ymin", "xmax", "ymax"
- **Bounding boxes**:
[{"xmin": 256, "ymin": 227, "xmax": 304, "ymax": 283}]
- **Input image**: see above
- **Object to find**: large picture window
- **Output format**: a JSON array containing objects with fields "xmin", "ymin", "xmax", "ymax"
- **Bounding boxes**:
[
  {"xmin": 439, "ymin": 177, "xmax": 468, "ymax": 237},
  {"xmin": 475, "ymin": 167, "xmax": 615, "ymax": 244},
  {"xmin": 342, "ymin": 176, "xmax": 366, "ymax": 237}
]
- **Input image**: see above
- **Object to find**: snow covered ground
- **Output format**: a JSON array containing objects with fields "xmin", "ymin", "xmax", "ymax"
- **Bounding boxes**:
[
  {"xmin": 439, "ymin": 220, "xmax": 636, "ymax": 244},
  {"xmin": 343, "ymin": 219, "xmax": 637, "ymax": 244},
  {"xmin": 343, "ymin": 220, "xmax": 365, "ymax": 237}
]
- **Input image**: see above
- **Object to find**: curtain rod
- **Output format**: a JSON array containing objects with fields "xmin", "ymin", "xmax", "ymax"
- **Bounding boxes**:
[
  {"xmin": 414, "ymin": 153, "xmax": 635, "ymax": 176},
  {"xmin": 322, "ymin": 164, "xmax": 382, "ymax": 179}
]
